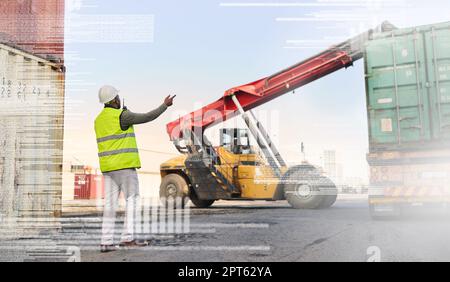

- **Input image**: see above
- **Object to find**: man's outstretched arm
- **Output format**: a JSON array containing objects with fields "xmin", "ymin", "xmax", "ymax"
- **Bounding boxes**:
[{"xmin": 120, "ymin": 95, "xmax": 175, "ymax": 130}]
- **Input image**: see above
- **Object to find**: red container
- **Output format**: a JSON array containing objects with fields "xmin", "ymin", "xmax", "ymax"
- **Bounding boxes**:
[
  {"xmin": 74, "ymin": 174, "xmax": 105, "ymax": 200},
  {"xmin": 90, "ymin": 174, "xmax": 105, "ymax": 200}
]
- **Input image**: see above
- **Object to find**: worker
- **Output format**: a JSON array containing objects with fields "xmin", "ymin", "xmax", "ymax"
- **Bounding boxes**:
[{"xmin": 95, "ymin": 85, "xmax": 175, "ymax": 253}]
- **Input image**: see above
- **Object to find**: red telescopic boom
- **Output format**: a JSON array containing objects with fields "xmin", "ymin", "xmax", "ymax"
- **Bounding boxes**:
[{"xmin": 167, "ymin": 22, "xmax": 395, "ymax": 140}]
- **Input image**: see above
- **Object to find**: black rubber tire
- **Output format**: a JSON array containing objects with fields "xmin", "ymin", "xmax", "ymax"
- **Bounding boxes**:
[
  {"xmin": 318, "ymin": 187, "xmax": 338, "ymax": 209},
  {"xmin": 160, "ymin": 174, "xmax": 189, "ymax": 208},
  {"xmin": 283, "ymin": 167, "xmax": 336, "ymax": 209},
  {"xmin": 189, "ymin": 190, "xmax": 215, "ymax": 208}
]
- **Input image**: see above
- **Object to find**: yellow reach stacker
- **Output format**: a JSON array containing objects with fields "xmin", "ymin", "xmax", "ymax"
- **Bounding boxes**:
[{"xmin": 159, "ymin": 23, "xmax": 395, "ymax": 209}]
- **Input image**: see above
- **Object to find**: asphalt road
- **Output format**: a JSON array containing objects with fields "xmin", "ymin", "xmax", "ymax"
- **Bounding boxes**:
[{"xmin": 79, "ymin": 196, "xmax": 450, "ymax": 262}]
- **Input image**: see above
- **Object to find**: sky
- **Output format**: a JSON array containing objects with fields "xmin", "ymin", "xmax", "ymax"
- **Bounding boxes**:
[{"xmin": 63, "ymin": 0, "xmax": 450, "ymax": 183}]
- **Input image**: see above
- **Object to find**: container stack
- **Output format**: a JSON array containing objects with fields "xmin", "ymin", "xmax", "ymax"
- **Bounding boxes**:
[{"xmin": 365, "ymin": 22, "xmax": 450, "ymax": 210}]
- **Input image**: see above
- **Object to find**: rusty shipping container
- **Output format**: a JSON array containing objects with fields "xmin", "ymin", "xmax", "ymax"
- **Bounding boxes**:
[
  {"xmin": 365, "ymin": 22, "xmax": 450, "ymax": 215},
  {"xmin": 0, "ymin": 43, "xmax": 65, "ymax": 221}
]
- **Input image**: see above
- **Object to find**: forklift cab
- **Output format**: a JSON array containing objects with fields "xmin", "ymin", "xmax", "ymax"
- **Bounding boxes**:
[{"xmin": 220, "ymin": 128, "xmax": 251, "ymax": 155}]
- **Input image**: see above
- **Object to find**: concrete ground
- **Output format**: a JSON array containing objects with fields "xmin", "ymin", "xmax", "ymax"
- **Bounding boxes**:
[
  {"xmin": 76, "ymin": 195, "xmax": 450, "ymax": 262},
  {"xmin": 2, "ymin": 195, "xmax": 450, "ymax": 262}
]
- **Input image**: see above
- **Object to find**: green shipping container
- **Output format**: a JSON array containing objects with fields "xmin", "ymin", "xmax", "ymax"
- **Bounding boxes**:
[{"xmin": 365, "ymin": 21, "xmax": 450, "ymax": 151}]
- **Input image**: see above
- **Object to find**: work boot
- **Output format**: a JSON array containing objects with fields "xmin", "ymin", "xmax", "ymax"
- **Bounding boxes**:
[
  {"xmin": 100, "ymin": 245, "xmax": 118, "ymax": 253},
  {"xmin": 119, "ymin": 240, "xmax": 150, "ymax": 248}
]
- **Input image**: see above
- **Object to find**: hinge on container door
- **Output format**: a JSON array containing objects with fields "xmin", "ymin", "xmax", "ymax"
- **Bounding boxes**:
[{"xmin": 425, "ymin": 82, "xmax": 431, "ymax": 88}]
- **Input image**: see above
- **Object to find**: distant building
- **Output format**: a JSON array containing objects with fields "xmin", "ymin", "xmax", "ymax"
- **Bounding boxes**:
[
  {"xmin": 323, "ymin": 150, "xmax": 345, "ymax": 183},
  {"xmin": 322, "ymin": 150, "xmax": 369, "ymax": 193},
  {"xmin": 323, "ymin": 150, "xmax": 337, "ymax": 179}
]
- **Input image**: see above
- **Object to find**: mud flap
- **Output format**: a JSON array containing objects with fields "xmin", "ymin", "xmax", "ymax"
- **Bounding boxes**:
[{"xmin": 185, "ymin": 157, "xmax": 231, "ymax": 201}]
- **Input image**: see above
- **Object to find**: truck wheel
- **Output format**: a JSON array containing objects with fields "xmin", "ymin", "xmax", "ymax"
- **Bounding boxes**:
[
  {"xmin": 283, "ymin": 167, "xmax": 336, "ymax": 209},
  {"xmin": 189, "ymin": 190, "xmax": 215, "ymax": 208},
  {"xmin": 317, "ymin": 187, "xmax": 338, "ymax": 209},
  {"xmin": 160, "ymin": 174, "xmax": 189, "ymax": 208}
]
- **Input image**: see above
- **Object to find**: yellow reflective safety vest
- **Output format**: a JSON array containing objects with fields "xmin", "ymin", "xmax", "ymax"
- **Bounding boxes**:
[{"xmin": 95, "ymin": 107, "xmax": 141, "ymax": 173}]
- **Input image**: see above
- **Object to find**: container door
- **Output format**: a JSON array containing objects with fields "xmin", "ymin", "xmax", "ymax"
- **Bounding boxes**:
[
  {"xmin": 424, "ymin": 25, "xmax": 450, "ymax": 140},
  {"xmin": 366, "ymin": 31, "xmax": 431, "ymax": 146}
]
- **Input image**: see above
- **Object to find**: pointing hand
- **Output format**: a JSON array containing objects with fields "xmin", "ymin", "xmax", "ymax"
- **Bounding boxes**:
[{"xmin": 164, "ymin": 95, "xmax": 176, "ymax": 107}]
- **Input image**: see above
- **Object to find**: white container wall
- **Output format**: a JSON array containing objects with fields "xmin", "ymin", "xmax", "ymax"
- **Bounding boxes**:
[{"xmin": 0, "ymin": 43, "xmax": 65, "ymax": 219}]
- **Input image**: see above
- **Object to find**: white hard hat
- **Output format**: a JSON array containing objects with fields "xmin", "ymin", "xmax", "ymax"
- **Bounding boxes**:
[{"xmin": 98, "ymin": 85, "xmax": 119, "ymax": 104}]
